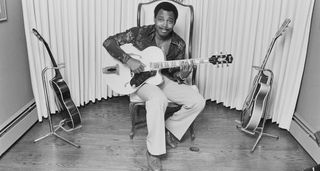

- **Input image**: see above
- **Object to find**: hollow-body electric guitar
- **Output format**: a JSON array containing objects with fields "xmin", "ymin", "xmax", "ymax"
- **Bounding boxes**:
[
  {"xmin": 240, "ymin": 18, "xmax": 291, "ymax": 133},
  {"xmin": 103, "ymin": 44, "xmax": 233, "ymax": 95},
  {"xmin": 32, "ymin": 28, "xmax": 82, "ymax": 129}
]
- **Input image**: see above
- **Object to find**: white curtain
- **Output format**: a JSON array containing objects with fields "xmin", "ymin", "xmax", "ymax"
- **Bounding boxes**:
[
  {"xmin": 22, "ymin": 0, "xmax": 314, "ymax": 130},
  {"xmin": 186, "ymin": 0, "xmax": 314, "ymax": 130},
  {"xmin": 22, "ymin": 0, "xmax": 148, "ymax": 121}
]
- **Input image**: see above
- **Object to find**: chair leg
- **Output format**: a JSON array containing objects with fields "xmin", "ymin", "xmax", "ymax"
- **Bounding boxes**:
[
  {"xmin": 189, "ymin": 122, "xmax": 195, "ymax": 141},
  {"xmin": 129, "ymin": 103, "xmax": 196, "ymax": 141},
  {"xmin": 129, "ymin": 103, "xmax": 137, "ymax": 139}
]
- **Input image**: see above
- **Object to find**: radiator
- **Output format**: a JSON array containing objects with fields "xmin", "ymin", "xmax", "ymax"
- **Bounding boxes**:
[
  {"xmin": 0, "ymin": 99, "xmax": 38, "ymax": 156},
  {"xmin": 290, "ymin": 113, "xmax": 320, "ymax": 163}
]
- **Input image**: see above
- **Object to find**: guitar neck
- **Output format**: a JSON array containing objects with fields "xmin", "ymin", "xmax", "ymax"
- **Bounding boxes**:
[
  {"xmin": 260, "ymin": 18, "xmax": 291, "ymax": 70},
  {"xmin": 150, "ymin": 59, "xmax": 209, "ymax": 70},
  {"xmin": 33, "ymin": 28, "xmax": 63, "ymax": 79},
  {"xmin": 42, "ymin": 39, "xmax": 63, "ymax": 78},
  {"xmin": 259, "ymin": 38, "xmax": 277, "ymax": 70}
]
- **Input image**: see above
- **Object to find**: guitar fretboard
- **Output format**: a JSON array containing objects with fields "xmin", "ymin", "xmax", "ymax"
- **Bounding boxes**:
[{"xmin": 150, "ymin": 59, "xmax": 209, "ymax": 70}]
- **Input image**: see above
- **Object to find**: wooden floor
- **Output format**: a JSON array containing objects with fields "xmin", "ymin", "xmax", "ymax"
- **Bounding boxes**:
[{"xmin": 0, "ymin": 96, "xmax": 316, "ymax": 171}]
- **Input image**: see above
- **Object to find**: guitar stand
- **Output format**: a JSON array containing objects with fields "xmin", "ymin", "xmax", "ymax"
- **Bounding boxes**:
[
  {"xmin": 34, "ymin": 65, "xmax": 80, "ymax": 148},
  {"xmin": 236, "ymin": 117, "xmax": 279, "ymax": 152},
  {"xmin": 236, "ymin": 68, "xmax": 279, "ymax": 152},
  {"xmin": 54, "ymin": 119, "xmax": 82, "ymax": 133}
]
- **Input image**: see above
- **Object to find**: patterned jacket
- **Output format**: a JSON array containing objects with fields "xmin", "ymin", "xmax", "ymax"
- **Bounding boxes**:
[{"xmin": 103, "ymin": 24, "xmax": 186, "ymax": 82}]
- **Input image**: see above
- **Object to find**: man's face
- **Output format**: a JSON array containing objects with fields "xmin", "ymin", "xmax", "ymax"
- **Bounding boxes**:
[{"xmin": 154, "ymin": 9, "xmax": 175, "ymax": 39}]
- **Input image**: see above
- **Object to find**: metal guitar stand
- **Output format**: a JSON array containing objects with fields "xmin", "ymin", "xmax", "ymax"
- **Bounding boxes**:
[
  {"xmin": 236, "ymin": 67, "xmax": 279, "ymax": 152},
  {"xmin": 34, "ymin": 64, "xmax": 80, "ymax": 148}
]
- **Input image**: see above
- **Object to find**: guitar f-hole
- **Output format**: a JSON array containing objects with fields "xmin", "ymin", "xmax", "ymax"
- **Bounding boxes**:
[{"xmin": 102, "ymin": 64, "xmax": 119, "ymax": 75}]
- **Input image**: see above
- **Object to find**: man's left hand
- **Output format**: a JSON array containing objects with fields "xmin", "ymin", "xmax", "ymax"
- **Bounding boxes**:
[{"xmin": 178, "ymin": 61, "xmax": 194, "ymax": 79}]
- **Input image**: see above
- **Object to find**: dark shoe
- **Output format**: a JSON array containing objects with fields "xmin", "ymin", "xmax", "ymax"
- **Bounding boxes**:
[
  {"xmin": 166, "ymin": 131, "xmax": 177, "ymax": 148},
  {"xmin": 146, "ymin": 151, "xmax": 162, "ymax": 171}
]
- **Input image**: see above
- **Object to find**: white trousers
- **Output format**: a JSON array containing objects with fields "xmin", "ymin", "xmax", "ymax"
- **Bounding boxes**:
[{"xmin": 135, "ymin": 76, "xmax": 206, "ymax": 155}]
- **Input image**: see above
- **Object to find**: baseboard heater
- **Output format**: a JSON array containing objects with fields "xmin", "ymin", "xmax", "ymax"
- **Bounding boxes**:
[
  {"xmin": 290, "ymin": 113, "xmax": 320, "ymax": 163},
  {"xmin": 0, "ymin": 99, "xmax": 38, "ymax": 156}
]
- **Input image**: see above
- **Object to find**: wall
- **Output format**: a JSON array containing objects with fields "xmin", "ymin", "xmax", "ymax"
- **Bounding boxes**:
[
  {"xmin": 295, "ymin": 0, "xmax": 320, "ymax": 132},
  {"xmin": 291, "ymin": 0, "xmax": 320, "ymax": 163},
  {"xmin": 0, "ymin": 0, "xmax": 33, "ymax": 125}
]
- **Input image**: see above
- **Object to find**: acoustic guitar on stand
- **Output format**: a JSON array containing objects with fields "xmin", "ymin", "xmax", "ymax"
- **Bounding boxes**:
[
  {"xmin": 32, "ymin": 28, "xmax": 82, "ymax": 129},
  {"xmin": 240, "ymin": 18, "xmax": 291, "ymax": 133},
  {"xmin": 103, "ymin": 44, "xmax": 233, "ymax": 95}
]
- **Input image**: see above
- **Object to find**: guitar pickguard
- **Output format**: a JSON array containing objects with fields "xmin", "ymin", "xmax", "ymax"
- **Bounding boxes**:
[{"xmin": 130, "ymin": 71, "xmax": 157, "ymax": 87}]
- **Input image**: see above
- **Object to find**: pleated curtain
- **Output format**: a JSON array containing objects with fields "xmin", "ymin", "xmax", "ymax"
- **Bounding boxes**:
[{"xmin": 22, "ymin": 0, "xmax": 314, "ymax": 130}]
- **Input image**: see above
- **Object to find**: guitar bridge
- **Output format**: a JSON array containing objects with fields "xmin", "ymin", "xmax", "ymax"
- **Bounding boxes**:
[{"xmin": 102, "ymin": 64, "xmax": 119, "ymax": 75}]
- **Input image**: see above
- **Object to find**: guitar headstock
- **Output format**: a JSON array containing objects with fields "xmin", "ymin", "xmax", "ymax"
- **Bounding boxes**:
[
  {"xmin": 209, "ymin": 53, "xmax": 233, "ymax": 66},
  {"xmin": 32, "ymin": 28, "xmax": 45, "ymax": 42},
  {"xmin": 274, "ymin": 18, "xmax": 291, "ymax": 39}
]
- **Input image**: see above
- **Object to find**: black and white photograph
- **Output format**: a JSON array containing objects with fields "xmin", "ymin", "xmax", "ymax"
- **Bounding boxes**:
[{"xmin": 0, "ymin": 0, "xmax": 319, "ymax": 170}]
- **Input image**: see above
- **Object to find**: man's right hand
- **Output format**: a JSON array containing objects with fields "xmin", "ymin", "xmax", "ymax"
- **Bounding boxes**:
[{"xmin": 126, "ymin": 57, "xmax": 145, "ymax": 73}]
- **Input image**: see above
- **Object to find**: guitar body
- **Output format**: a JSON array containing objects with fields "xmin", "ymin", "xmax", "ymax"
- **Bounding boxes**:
[
  {"xmin": 241, "ymin": 73, "xmax": 271, "ymax": 132},
  {"xmin": 103, "ymin": 44, "xmax": 167, "ymax": 95},
  {"xmin": 50, "ymin": 76, "xmax": 81, "ymax": 128}
]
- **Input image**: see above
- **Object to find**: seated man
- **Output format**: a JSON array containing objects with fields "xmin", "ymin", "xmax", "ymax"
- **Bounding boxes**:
[{"xmin": 103, "ymin": 2, "xmax": 205, "ymax": 171}]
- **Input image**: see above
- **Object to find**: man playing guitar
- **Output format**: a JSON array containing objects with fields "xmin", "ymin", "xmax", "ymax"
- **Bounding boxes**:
[{"xmin": 103, "ymin": 2, "xmax": 205, "ymax": 171}]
